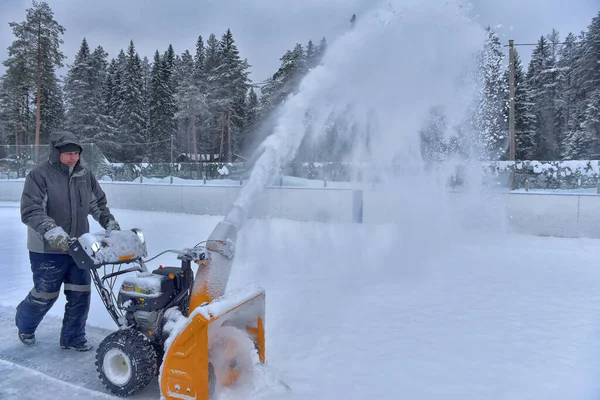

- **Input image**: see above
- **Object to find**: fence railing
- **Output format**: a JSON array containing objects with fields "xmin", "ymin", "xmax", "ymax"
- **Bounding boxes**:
[
  {"xmin": 3, "ymin": 144, "xmax": 599, "ymax": 192},
  {"xmin": 0, "ymin": 143, "xmax": 107, "ymax": 179},
  {"xmin": 0, "ymin": 144, "xmax": 370, "ymax": 186},
  {"xmin": 484, "ymin": 160, "xmax": 600, "ymax": 192}
]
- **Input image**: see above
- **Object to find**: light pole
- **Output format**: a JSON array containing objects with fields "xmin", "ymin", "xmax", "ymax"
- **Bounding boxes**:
[{"xmin": 508, "ymin": 39, "xmax": 516, "ymax": 162}]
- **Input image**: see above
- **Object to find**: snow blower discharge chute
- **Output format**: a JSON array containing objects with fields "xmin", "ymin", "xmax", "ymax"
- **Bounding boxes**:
[{"xmin": 68, "ymin": 222, "xmax": 266, "ymax": 399}]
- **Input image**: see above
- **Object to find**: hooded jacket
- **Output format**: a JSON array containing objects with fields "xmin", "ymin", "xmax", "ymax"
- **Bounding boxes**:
[{"xmin": 20, "ymin": 131, "xmax": 115, "ymax": 254}]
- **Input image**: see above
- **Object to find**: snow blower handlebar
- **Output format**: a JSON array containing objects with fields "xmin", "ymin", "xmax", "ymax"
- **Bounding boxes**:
[{"xmin": 68, "ymin": 229, "xmax": 148, "ymax": 270}]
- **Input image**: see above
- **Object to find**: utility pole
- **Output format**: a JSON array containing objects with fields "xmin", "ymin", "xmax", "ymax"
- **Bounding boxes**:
[
  {"xmin": 170, "ymin": 134, "xmax": 174, "ymax": 165},
  {"xmin": 227, "ymin": 109, "xmax": 231, "ymax": 163},
  {"xmin": 170, "ymin": 134, "xmax": 174, "ymax": 184},
  {"xmin": 219, "ymin": 118, "xmax": 225, "ymax": 162},
  {"xmin": 508, "ymin": 39, "xmax": 516, "ymax": 162}
]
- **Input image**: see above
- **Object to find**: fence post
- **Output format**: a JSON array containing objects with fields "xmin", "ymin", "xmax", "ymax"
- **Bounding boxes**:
[{"xmin": 352, "ymin": 189, "xmax": 363, "ymax": 223}]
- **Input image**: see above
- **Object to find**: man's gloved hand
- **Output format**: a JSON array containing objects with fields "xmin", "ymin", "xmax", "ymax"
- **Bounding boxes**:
[
  {"xmin": 105, "ymin": 220, "xmax": 120, "ymax": 237},
  {"xmin": 44, "ymin": 226, "xmax": 70, "ymax": 251}
]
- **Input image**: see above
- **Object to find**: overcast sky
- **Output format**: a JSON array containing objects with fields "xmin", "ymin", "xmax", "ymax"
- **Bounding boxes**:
[{"xmin": 0, "ymin": 0, "xmax": 597, "ymax": 84}]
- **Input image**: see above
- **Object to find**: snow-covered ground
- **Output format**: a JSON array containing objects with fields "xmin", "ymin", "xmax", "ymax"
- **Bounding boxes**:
[{"xmin": 2, "ymin": 201, "xmax": 600, "ymax": 399}]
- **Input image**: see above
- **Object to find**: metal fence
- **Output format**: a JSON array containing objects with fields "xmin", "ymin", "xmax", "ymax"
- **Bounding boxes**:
[
  {"xmin": 485, "ymin": 160, "xmax": 600, "ymax": 192},
  {"xmin": 0, "ymin": 144, "xmax": 107, "ymax": 179},
  {"xmin": 0, "ymin": 144, "xmax": 363, "ymax": 185},
  {"xmin": 94, "ymin": 160, "xmax": 364, "ymax": 186},
  {"xmin": 7, "ymin": 144, "xmax": 594, "ymax": 192}
]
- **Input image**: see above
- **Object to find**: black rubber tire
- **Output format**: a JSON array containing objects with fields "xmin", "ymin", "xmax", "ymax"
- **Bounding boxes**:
[
  {"xmin": 95, "ymin": 328, "xmax": 158, "ymax": 396},
  {"xmin": 152, "ymin": 343, "xmax": 164, "ymax": 376}
]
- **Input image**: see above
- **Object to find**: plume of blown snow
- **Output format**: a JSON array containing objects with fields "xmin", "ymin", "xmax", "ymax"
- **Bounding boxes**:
[{"xmin": 226, "ymin": 0, "xmax": 508, "ymax": 246}]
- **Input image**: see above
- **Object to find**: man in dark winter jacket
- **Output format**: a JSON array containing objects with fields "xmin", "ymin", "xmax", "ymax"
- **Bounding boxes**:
[{"xmin": 15, "ymin": 131, "xmax": 120, "ymax": 351}]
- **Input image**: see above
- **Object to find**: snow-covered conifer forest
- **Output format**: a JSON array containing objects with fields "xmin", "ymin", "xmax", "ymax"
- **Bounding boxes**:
[{"xmin": 0, "ymin": 2, "xmax": 598, "ymax": 168}]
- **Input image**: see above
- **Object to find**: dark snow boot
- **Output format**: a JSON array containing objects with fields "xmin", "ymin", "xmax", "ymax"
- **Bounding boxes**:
[
  {"xmin": 18, "ymin": 331, "xmax": 35, "ymax": 346},
  {"xmin": 61, "ymin": 341, "xmax": 93, "ymax": 352}
]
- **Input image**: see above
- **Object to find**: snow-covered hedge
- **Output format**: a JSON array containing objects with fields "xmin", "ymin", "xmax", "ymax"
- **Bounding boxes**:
[{"xmin": 484, "ymin": 160, "xmax": 600, "ymax": 189}]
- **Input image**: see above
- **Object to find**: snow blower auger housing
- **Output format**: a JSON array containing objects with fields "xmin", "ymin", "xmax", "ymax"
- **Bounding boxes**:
[{"xmin": 68, "ymin": 222, "xmax": 266, "ymax": 400}]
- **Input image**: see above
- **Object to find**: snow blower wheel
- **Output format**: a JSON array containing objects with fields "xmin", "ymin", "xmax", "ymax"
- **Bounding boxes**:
[{"xmin": 95, "ymin": 328, "xmax": 158, "ymax": 396}]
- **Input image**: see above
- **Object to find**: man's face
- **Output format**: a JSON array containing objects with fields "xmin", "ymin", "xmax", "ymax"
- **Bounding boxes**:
[{"xmin": 59, "ymin": 151, "xmax": 80, "ymax": 168}]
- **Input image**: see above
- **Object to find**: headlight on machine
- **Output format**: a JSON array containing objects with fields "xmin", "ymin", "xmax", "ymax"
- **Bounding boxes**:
[
  {"xmin": 132, "ymin": 228, "xmax": 145, "ymax": 244},
  {"xmin": 91, "ymin": 241, "xmax": 101, "ymax": 253}
]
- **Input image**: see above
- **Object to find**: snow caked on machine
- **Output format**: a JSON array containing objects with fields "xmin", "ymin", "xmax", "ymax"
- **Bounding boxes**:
[{"xmin": 68, "ymin": 213, "xmax": 266, "ymax": 399}]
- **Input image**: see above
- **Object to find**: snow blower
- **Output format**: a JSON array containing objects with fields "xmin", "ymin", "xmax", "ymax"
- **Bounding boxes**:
[{"xmin": 68, "ymin": 221, "xmax": 266, "ymax": 399}]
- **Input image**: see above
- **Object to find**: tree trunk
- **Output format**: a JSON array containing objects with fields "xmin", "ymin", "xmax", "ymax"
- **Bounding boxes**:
[
  {"xmin": 34, "ymin": 19, "xmax": 42, "ymax": 161},
  {"xmin": 219, "ymin": 117, "xmax": 225, "ymax": 162},
  {"xmin": 192, "ymin": 118, "xmax": 198, "ymax": 162}
]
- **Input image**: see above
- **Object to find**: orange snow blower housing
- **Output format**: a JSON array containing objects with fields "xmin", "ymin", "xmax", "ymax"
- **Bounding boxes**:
[
  {"xmin": 68, "ymin": 219, "xmax": 266, "ymax": 400},
  {"xmin": 159, "ymin": 220, "xmax": 266, "ymax": 399}
]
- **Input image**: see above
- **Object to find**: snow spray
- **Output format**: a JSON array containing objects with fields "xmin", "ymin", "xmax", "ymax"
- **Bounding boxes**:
[{"xmin": 225, "ymin": 0, "xmax": 506, "ymax": 238}]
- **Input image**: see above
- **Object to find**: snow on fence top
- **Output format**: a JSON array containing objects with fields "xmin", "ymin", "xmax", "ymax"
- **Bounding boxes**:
[
  {"xmin": 484, "ymin": 160, "xmax": 600, "ymax": 189},
  {"xmin": 488, "ymin": 160, "xmax": 600, "ymax": 177}
]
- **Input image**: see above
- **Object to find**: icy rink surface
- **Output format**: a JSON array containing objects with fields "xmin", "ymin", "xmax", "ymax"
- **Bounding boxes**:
[{"xmin": 2, "ymin": 201, "xmax": 600, "ymax": 399}]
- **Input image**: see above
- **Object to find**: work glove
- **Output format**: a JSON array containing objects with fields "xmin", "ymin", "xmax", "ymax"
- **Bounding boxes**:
[
  {"xmin": 105, "ymin": 220, "xmax": 120, "ymax": 237},
  {"xmin": 44, "ymin": 226, "xmax": 70, "ymax": 251}
]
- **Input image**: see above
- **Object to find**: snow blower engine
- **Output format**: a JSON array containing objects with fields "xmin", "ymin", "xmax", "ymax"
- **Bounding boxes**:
[{"xmin": 68, "ymin": 223, "xmax": 266, "ymax": 400}]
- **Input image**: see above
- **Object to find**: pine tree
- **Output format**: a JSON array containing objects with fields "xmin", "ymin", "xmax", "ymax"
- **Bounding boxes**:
[
  {"xmin": 260, "ymin": 43, "xmax": 307, "ymax": 118},
  {"xmin": 0, "ymin": 59, "xmax": 33, "ymax": 147},
  {"xmin": 556, "ymin": 33, "xmax": 588, "ymax": 159},
  {"xmin": 192, "ymin": 35, "xmax": 212, "ymax": 159},
  {"xmin": 420, "ymin": 105, "xmax": 448, "ymax": 165},
  {"xmin": 505, "ymin": 49, "xmax": 537, "ymax": 160},
  {"xmin": 174, "ymin": 50, "xmax": 210, "ymax": 162},
  {"xmin": 241, "ymin": 87, "xmax": 259, "ymax": 156},
  {"xmin": 580, "ymin": 13, "xmax": 600, "ymax": 157},
  {"xmin": 317, "ymin": 37, "xmax": 328, "ymax": 65},
  {"xmin": 212, "ymin": 29, "xmax": 251, "ymax": 161},
  {"xmin": 305, "ymin": 40, "xmax": 317, "ymax": 70},
  {"xmin": 203, "ymin": 33, "xmax": 222, "ymax": 161},
  {"xmin": 140, "ymin": 55, "xmax": 151, "ymax": 145},
  {"xmin": 148, "ymin": 50, "xmax": 166, "ymax": 159},
  {"xmin": 147, "ymin": 46, "xmax": 177, "ymax": 162},
  {"xmin": 527, "ymin": 35, "xmax": 560, "ymax": 160},
  {"xmin": 64, "ymin": 38, "xmax": 110, "ymax": 141},
  {"xmin": 96, "ymin": 54, "xmax": 122, "ymax": 159},
  {"xmin": 162, "ymin": 44, "xmax": 177, "ymax": 149},
  {"xmin": 116, "ymin": 40, "xmax": 146, "ymax": 162},
  {"xmin": 194, "ymin": 35, "xmax": 206, "ymax": 75},
  {"xmin": 472, "ymin": 27, "xmax": 507, "ymax": 160},
  {"xmin": 3, "ymin": 1, "xmax": 65, "ymax": 157},
  {"xmin": 39, "ymin": 62, "xmax": 64, "ymax": 141}
]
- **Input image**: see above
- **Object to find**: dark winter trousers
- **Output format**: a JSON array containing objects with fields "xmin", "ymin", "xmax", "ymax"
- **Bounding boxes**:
[{"xmin": 15, "ymin": 251, "xmax": 92, "ymax": 347}]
